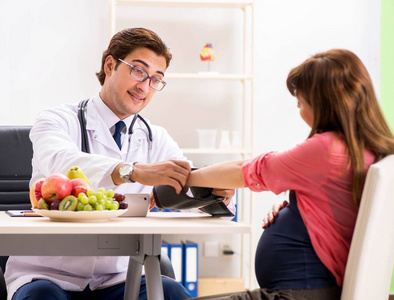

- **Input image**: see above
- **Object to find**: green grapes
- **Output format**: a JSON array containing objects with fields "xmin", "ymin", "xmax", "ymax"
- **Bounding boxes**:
[
  {"xmin": 67, "ymin": 187, "xmax": 126, "ymax": 212},
  {"xmin": 97, "ymin": 187, "xmax": 106, "ymax": 194},
  {"xmin": 84, "ymin": 204, "xmax": 93, "ymax": 211},
  {"xmin": 96, "ymin": 191, "xmax": 104, "ymax": 200},
  {"xmin": 78, "ymin": 193, "xmax": 89, "ymax": 205},
  {"xmin": 106, "ymin": 189, "xmax": 115, "ymax": 198},
  {"xmin": 110, "ymin": 201, "xmax": 120, "ymax": 210},
  {"xmin": 40, "ymin": 186, "xmax": 127, "ymax": 212},
  {"xmin": 77, "ymin": 202, "xmax": 85, "ymax": 211},
  {"xmin": 86, "ymin": 189, "xmax": 95, "ymax": 197},
  {"xmin": 96, "ymin": 204, "xmax": 104, "ymax": 211},
  {"xmin": 88, "ymin": 195, "xmax": 97, "ymax": 205}
]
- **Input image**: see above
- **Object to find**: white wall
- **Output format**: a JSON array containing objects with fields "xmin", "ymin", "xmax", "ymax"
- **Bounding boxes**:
[
  {"xmin": 0, "ymin": 0, "xmax": 109, "ymax": 124},
  {"xmin": 0, "ymin": 0, "xmax": 380, "ymax": 288}
]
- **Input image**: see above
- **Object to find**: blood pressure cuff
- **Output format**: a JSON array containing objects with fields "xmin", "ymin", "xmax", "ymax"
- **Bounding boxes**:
[{"xmin": 153, "ymin": 185, "xmax": 234, "ymax": 217}]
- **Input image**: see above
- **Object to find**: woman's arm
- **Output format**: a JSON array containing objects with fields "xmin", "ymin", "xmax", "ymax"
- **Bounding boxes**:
[{"xmin": 186, "ymin": 160, "xmax": 247, "ymax": 189}]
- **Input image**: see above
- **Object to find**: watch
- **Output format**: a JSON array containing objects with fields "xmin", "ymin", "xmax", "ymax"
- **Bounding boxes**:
[{"xmin": 119, "ymin": 162, "xmax": 137, "ymax": 183}]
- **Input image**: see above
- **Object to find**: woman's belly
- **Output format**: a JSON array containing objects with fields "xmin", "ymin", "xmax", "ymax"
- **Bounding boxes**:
[{"xmin": 255, "ymin": 197, "xmax": 336, "ymax": 290}]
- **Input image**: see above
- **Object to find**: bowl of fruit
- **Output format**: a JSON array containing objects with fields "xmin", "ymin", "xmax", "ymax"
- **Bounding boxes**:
[{"xmin": 30, "ymin": 166, "xmax": 128, "ymax": 221}]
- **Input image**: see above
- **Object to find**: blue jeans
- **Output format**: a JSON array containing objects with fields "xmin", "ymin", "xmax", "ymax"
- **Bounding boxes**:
[{"xmin": 12, "ymin": 276, "xmax": 191, "ymax": 300}]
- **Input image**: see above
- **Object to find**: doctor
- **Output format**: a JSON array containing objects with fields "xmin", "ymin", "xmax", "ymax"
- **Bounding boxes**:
[{"xmin": 5, "ymin": 28, "xmax": 234, "ymax": 300}]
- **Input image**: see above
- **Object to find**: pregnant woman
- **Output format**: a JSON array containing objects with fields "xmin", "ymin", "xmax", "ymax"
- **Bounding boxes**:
[{"xmin": 187, "ymin": 49, "xmax": 394, "ymax": 300}]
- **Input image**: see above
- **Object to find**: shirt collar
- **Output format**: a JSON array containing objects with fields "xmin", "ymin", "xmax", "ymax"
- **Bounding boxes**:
[{"xmin": 92, "ymin": 94, "xmax": 136, "ymax": 133}]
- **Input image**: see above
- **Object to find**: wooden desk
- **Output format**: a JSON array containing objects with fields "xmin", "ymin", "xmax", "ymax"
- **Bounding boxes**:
[{"xmin": 0, "ymin": 211, "xmax": 250, "ymax": 300}]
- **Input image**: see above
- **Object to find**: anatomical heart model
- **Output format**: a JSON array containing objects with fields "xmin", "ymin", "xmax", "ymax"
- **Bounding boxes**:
[{"xmin": 200, "ymin": 43, "xmax": 215, "ymax": 72}]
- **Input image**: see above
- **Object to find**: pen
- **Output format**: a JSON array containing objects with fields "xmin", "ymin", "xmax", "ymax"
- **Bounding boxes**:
[
  {"xmin": 23, "ymin": 212, "xmax": 40, "ymax": 217},
  {"xmin": 19, "ymin": 211, "xmax": 40, "ymax": 217}
]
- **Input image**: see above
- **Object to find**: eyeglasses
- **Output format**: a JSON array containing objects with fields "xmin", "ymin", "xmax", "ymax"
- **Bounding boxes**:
[{"xmin": 117, "ymin": 58, "xmax": 167, "ymax": 91}]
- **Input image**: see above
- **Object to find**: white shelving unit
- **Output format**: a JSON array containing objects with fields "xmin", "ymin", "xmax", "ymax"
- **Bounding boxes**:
[{"xmin": 109, "ymin": 0, "xmax": 256, "ymax": 291}]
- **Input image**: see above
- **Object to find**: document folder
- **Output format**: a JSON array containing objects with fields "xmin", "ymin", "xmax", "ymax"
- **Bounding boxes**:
[
  {"xmin": 182, "ymin": 241, "xmax": 198, "ymax": 297},
  {"xmin": 168, "ymin": 243, "xmax": 183, "ymax": 283}
]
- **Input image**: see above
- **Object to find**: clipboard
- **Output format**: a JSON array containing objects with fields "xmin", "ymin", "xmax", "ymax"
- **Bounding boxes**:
[{"xmin": 5, "ymin": 210, "xmax": 41, "ymax": 217}]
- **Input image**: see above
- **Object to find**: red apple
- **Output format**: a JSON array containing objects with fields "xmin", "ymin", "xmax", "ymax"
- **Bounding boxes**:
[
  {"xmin": 70, "ymin": 178, "xmax": 90, "ymax": 189},
  {"xmin": 29, "ymin": 177, "xmax": 46, "ymax": 209},
  {"xmin": 72, "ymin": 185, "xmax": 88, "ymax": 197},
  {"xmin": 41, "ymin": 174, "xmax": 73, "ymax": 203}
]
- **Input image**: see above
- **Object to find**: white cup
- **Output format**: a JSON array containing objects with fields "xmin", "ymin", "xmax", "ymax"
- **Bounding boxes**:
[
  {"xmin": 219, "ymin": 130, "xmax": 231, "ymax": 149},
  {"xmin": 197, "ymin": 129, "xmax": 217, "ymax": 149}
]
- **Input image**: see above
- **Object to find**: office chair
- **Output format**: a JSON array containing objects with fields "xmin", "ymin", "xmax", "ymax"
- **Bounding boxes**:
[
  {"xmin": 341, "ymin": 155, "xmax": 394, "ymax": 300},
  {"xmin": 0, "ymin": 126, "xmax": 33, "ymax": 300},
  {"xmin": 0, "ymin": 126, "xmax": 33, "ymax": 211},
  {"xmin": 0, "ymin": 126, "xmax": 175, "ymax": 300}
]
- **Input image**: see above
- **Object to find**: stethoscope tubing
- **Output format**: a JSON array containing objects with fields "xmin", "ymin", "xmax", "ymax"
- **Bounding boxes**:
[{"xmin": 77, "ymin": 99, "xmax": 153, "ymax": 154}]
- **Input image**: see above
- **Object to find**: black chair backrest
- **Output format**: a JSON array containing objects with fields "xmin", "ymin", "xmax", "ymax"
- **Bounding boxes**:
[{"xmin": 0, "ymin": 126, "xmax": 33, "ymax": 210}]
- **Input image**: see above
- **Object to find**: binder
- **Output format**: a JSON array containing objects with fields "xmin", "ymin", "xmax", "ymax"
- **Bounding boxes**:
[
  {"xmin": 182, "ymin": 241, "xmax": 198, "ymax": 297},
  {"xmin": 150, "ymin": 207, "xmax": 177, "ymax": 213},
  {"xmin": 231, "ymin": 189, "xmax": 238, "ymax": 222},
  {"xmin": 168, "ymin": 243, "xmax": 184, "ymax": 284}
]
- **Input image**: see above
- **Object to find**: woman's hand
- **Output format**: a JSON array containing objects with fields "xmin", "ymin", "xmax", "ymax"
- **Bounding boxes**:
[
  {"xmin": 262, "ymin": 200, "xmax": 288, "ymax": 229},
  {"xmin": 149, "ymin": 192, "xmax": 156, "ymax": 210}
]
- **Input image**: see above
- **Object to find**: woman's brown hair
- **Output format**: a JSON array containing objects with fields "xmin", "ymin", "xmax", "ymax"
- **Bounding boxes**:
[
  {"xmin": 286, "ymin": 49, "xmax": 394, "ymax": 206},
  {"xmin": 96, "ymin": 28, "xmax": 172, "ymax": 86}
]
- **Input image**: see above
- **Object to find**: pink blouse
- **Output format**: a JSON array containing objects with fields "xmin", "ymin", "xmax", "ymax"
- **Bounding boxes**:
[{"xmin": 242, "ymin": 132, "xmax": 375, "ymax": 286}]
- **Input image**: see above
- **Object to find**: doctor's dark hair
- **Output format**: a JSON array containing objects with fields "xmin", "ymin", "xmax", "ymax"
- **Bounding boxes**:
[
  {"xmin": 96, "ymin": 28, "xmax": 172, "ymax": 86},
  {"xmin": 286, "ymin": 49, "xmax": 394, "ymax": 207}
]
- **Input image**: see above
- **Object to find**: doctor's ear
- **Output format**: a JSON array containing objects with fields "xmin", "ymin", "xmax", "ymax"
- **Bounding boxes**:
[{"xmin": 104, "ymin": 56, "xmax": 116, "ymax": 76}]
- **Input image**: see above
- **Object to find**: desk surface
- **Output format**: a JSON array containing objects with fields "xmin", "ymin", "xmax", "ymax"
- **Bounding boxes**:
[
  {"xmin": 0, "ymin": 211, "xmax": 251, "ymax": 235},
  {"xmin": 0, "ymin": 211, "xmax": 250, "ymax": 299}
]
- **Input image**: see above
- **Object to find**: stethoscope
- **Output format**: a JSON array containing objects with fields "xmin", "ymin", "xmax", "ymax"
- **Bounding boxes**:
[{"xmin": 77, "ymin": 99, "xmax": 153, "ymax": 154}]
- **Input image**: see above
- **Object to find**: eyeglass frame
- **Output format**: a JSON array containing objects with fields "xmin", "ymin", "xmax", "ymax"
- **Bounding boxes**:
[{"xmin": 117, "ymin": 58, "xmax": 167, "ymax": 91}]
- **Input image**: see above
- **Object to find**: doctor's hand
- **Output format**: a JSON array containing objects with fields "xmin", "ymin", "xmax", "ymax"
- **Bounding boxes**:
[
  {"xmin": 132, "ymin": 160, "xmax": 191, "ymax": 194},
  {"xmin": 212, "ymin": 188, "xmax": 235, "ymax": 206}
]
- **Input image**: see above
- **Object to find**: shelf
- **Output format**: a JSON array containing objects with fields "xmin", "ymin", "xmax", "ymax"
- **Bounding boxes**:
[
  {"xmin": 110, "ymin": 0, "xmax": 255, "ymax": 289},
  {"xmin": 115, "ymin": 0, "xmax": 254, "ymax": 9},
  {"xmin": 165, "ymin": 73, "xmax": 253, "ymax": 81},
  {"xmin": 182, "ymin": 148, "xmax": 252, "ymax": 155}
]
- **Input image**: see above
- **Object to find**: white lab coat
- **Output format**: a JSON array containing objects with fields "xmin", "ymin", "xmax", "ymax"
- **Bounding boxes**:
[{"xmin": 5, "ymin": 95, "xmax": 191, "ymax": 299}]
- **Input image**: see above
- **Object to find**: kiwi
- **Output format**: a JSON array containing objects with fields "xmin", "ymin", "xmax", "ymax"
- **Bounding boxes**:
[
  {"xmin": 59, "ymin": 195, "xmax": 78, "ymax": 211},
  {"xmin": 37, "ymin": 198, "xmax": 49, "ymax": 210}
]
